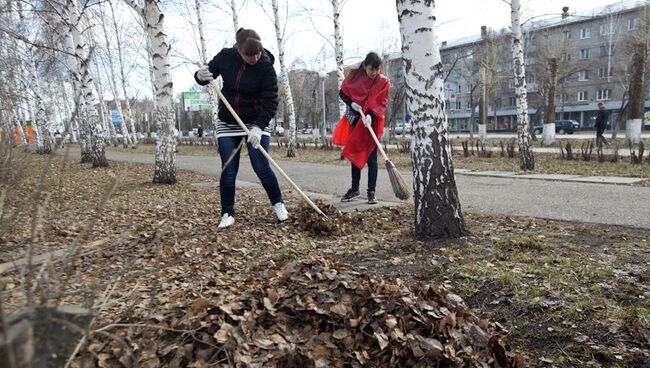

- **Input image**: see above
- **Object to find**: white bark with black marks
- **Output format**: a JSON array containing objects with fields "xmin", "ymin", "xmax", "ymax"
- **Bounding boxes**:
[
  {"xmin": 510, "ymin": 0, "xmax": 534, "ymax": 170},
  {"xmin": 194, "ymin": 0, "xmax": 220, "ymax": 135},
  {"xmin": 109, "ymin": 0, "xmax": 138, "ymax": 146},
  {"xmin": 231, "ymin": 0, "xmax": 239, "ymax": 34},
  {"xmin": 98, "ymin": 5, "xmax": 131, "ymax": 148},
  {"xmin": 396, "ymin": 0, "xmax": 466, "ymax": 239},
  {"xmin": 127, "ymin": 0, "xmax": 177, "ymax": 184},
  {"xmin": 271, "ymin": 0, "xmax": 297, "ymax": 157},
  {"xmin": 332, "ymin": 0, "xmax": 345, "ymax": 117}
]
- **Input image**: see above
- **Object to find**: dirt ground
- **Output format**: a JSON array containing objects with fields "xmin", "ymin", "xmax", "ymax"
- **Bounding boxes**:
[{"xmin": 1, "ymin": 151, "xmax": 648, "ymax": 367}]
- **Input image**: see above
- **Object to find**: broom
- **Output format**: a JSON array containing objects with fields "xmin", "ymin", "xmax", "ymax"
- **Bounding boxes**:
[
  {"xmin": 359, "ymin": 110, "xmax": 410, "ymax": 200},
  {"xmin": 203, "ymin": 77, "xmax": 328, "ymax": 218}
]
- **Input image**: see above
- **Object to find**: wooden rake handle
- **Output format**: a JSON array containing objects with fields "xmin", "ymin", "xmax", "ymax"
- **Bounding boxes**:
[
  {"xmin": 359, "ymin": 110, "xmax": 390, "ymax": 163},
  {"xmin": 205, "ymin": 79, "xmax": 328, "ymax": 219}
]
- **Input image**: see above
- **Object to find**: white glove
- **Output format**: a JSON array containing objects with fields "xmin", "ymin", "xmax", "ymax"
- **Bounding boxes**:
[
  {"xmin": 197, "ymin": 66, "xmax": 214, "ymax": 82},
  {"xmin": 247, "ymin": 126, "xmax": 263, "ymax": 149},
  {"xmin": 351, "ymin": 102, "xmax": 362, "ymax": 113},
  {"xmin": 362, "ymin": 114, "xmax": 372, "ymax": 128}
]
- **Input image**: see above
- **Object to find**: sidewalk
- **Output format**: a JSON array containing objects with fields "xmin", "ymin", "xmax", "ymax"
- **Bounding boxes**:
[
  {"xmin": 454, "ymin": 168, "xmax": 646, "ymax": 185},
  {"xmin": 61, "ymin": 148, "xmax": 650, "ymax": 229}
]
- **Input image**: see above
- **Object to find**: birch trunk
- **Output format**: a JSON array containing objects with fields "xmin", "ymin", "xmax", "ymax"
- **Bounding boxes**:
[
  {"xmin": 128, "ymin": 0, "xmax": 176, "ymax": 184},
  {"xmin": 396, "ymin": 0, "xmax": 466, "ymax": 239},
  {"xmin": 66, "ymin": 0, "xmax": 107, "ymax": 166},
  {"xmin": 55, "ymin": 0, "xmax": 93, "ymax": 162},
  {"xmin": 194, "ymin": 0, "xmax": 220, "ymax": 136},
  {"xmin": 230, "ymin": 0, "xmax": 239, "ymax": 34},
  {"xmin": 15, "ymin": 1, "xmax": 50, "ymax": 154},
  {"xmin": 91, "ymin": 60, "xmax": 117, "ymax": 146},
  {"xmin": 332, "ymin": 0, "xmax": 345, "ymax": 117},
  {"xmin": 99, "ymin": 7, "xmax": 131, "ymax": 148},
  {"xmin": 109, "ymin": 0, "xmax": 138, "ymax": 147},
  {"xmin": 271, "ymin": 0, "xmax": 297, "ymax": 157},
  {"xmin": 510, "ymin": 0, "xmax": 534, "ymax": 170}
]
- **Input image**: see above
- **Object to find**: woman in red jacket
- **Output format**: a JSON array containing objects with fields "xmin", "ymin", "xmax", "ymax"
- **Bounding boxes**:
[{"xmin": 332, "ymin": 52, "xmax": 390, "ymax": 204}]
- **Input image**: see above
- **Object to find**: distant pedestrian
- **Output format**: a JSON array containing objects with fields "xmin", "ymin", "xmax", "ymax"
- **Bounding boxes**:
[
  {"xmin": 197, "ymin": 124, "xmax": 204, "ymax": 138},
  {"xmin": 595, "ymin": 102, "xmax": 609, "ymax": 146},
  {"xmin": 332, "ymin": 52, "xmax": 390, "ymax": 205},
  {"xmin": 194, "ymin": 28, "xmax": 287, "ymax": 229}
]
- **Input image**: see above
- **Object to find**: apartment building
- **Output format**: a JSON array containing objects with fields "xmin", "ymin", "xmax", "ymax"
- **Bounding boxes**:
[{"xmin": 437, "ymin": 1, "xmax": 650, "ymax": 132}]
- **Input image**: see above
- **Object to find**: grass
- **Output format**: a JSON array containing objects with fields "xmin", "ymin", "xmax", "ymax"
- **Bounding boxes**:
[{"xmin": 103, "ymin": 140, "xmax": 650, "ymax": 178}]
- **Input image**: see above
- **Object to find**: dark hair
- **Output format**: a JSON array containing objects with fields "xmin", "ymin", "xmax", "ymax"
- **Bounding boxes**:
[
  {"xmin": 349, "ymin": 52, "xmax": 382, "ymax": 80},
  {"xmin": 236, "ymin": 28, "xmax": 263, "ymax": 56}
]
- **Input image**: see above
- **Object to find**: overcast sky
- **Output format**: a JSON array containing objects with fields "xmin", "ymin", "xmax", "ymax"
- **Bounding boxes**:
[{"xmin": 162, "ymin": 0, "xmax": 644, "ymax": 96}]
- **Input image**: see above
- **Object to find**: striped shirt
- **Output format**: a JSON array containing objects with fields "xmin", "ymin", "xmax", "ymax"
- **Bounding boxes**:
[{"xmin": 215, "ymin": 120, "xmax": 272, "ymax": 138}]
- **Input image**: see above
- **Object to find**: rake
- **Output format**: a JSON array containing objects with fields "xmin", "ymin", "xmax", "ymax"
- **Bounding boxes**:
[
  {"xmin": 204, "ymin": 77, "xmax": 328, "ymax": 218},
  {"xmin": 359, "ymin": 111, "xmax": 410, "ymax": 200}
]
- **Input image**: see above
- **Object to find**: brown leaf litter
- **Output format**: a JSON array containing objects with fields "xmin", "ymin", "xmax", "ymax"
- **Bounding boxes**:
[{"xmin": 84, "ymin": 257, "xmax": 525, "ymax": 367}]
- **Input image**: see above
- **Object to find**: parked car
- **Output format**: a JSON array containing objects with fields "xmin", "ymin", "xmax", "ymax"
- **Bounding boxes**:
[
  {"xmin": 274, "ymin": 126, "xmax": 285, "ymax": 136},
  {"xmin": 533, "ymin": 120, "xmax": 579, "ymax": 135},
  {"xmin": 394, "ymin": 122, "xmax": 412, "ymax": 135}
]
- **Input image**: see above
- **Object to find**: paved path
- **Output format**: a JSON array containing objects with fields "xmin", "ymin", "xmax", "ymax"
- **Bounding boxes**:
[{"xmin": 66, "ymin": 148, "xmax": 650, "ymax": 229}]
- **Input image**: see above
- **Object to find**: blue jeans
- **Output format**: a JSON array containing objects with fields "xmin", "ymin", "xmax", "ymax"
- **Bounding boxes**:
[
  {"xmin": 351, "ymin": 147, "xmax": 378, "ymax": 193},
  {"xmin": 218, "ymin": 135, "xmax": 283, "ymax": 216}
]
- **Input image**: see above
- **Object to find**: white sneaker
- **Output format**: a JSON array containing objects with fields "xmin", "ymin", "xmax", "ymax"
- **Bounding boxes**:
[
  {"xmin": 273, "ymin": 202, "xmax": 288, "ymax": 222},
  {"xmin": 218, "ymin": 213, "xmax": 235, "ymax": 228}
]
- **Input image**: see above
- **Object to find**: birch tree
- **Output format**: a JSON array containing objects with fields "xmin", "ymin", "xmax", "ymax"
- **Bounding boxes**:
[
  {"xmin": 508, "ymin": 0, "xmax": 534, "ymax": 170},
  {"xmin": 396, "ymin": 0, "xmax": 466, "ymax": 239},
  {"xmin": 97, "ymin": 5, "xmax": 132, "ymax": 148},
  {"xmin": 126, "ymin": 0, "xmax": 177, "ymax": 184},
  {"xmin": 230, "ymin": 0, "xmax": 240, "ymax": 34},
  {"xmin": 331, "ymin": 0, "xmax": 345, "ymax": 118},
  {"xmin": 109, "ymin": 0, "xmax": 138, "ymax": 147},
  {"xmin": 192, "ymin": 0, "xmax": 220, "ymax": 135},
  {"xmin": 268, "ymin": 0, "xmax": 297, "ymax": 156}
]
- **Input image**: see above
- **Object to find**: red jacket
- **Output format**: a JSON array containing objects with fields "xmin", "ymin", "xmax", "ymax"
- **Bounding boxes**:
[{"xmin": 332, "ymin": 70, "xmax": 390, "ymax": 169}]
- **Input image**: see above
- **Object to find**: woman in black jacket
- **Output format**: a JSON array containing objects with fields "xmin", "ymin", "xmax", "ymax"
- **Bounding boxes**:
[{"xmin": 195, "ymin": 28, "xmax": 287, "ymax": 229}]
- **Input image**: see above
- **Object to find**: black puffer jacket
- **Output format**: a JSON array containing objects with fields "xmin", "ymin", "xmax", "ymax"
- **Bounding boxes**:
[{"xmin": 195, "ymin": 47, "xmax": 278, "ymax": 130}]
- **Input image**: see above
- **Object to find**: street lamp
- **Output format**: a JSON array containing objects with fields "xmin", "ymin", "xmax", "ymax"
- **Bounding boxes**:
[{"xmin": 318, "ymin": 71, "xmax": 327, "ymax": 143}]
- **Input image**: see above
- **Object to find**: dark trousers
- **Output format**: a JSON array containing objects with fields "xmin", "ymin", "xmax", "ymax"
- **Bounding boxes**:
[
  {"xmin": 351, "ymin": 147, "xmax": 378, "ymax": 193},
  {"xmin": 596, "ymin": 129, "xmax": 608, "ymax": 146},
  {"xmin": 217, "ymin": 135, "xmax": 282, "ymax": 216}
]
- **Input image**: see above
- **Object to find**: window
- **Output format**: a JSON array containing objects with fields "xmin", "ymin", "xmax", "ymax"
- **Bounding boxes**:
[
  {"xmin": 466, "ymin": 84, "xmax": 473, "ymax": 93},
  {"xmin": 495, "ymin": 98, "xmax": 502, "ymax": 108},
  {"xmin": 578, "ymin": 70, "xmax": 590, "ymax": 81},
  {"xmin": 561, "ymin": 93, "xmax": 569, "ymax": 103},
  {"xmin": 466, "ymin": 101, "xmax": 472, "ymax": 109},
  {"xmin": 455, "ymin": 101, "xmax": 462, "ymax": 110},
  {"xmin": 580, "ymin": 27, "xmax": 591, "ymax": 39},
  {"xmin": 598, "ymin": 67, "xmax": 613, "ymax": 78},
  {"xmin": 509, "ymin": 97, "xmax": 516, "ymax": 106},
  {"xmin": 579, "ymin": 49, "xmax": 590, "ymax": 59},
  {"xmin": 508, "ymin": 79, "xmax": 515, "ymax": 89},
  {"xmin": 628, "ymin": 18, "xmax": 638, "ymax": 31},
  {"xmin": 563, "ymin": 30, "xmax": 571, "ymax": 40},
  {"xmin": 457, "ymin": 84, "xmax": 462, "ymax": 93},
  {"xmin": 562, "ymin": 52, "xmax": 571, "ymax": 62},
  {"xmin": 600, "ymin": 24, "xmax": 615, "ymax": 35},
  {"xmin": 578, "ymin": 91, "xmax": 588, "ymax": 101},
  {"xmin": 597, "ymin": 89, "xmax": 611, "ymax": 100},
  {"xmin": 600, "ymin": 44, "xmax": 614, "ymax": 57}
]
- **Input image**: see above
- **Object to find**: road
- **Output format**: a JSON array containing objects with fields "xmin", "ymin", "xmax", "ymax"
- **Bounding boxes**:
[{"xmin": 65, "ymin": 148, "xmax": 650, "ymax": 229}]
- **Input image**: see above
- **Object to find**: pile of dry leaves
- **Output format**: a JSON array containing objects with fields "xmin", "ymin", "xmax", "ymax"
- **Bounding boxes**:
[{"xmin": 85, "ymin": 258, "xmax": 524, "ymax": 367}]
